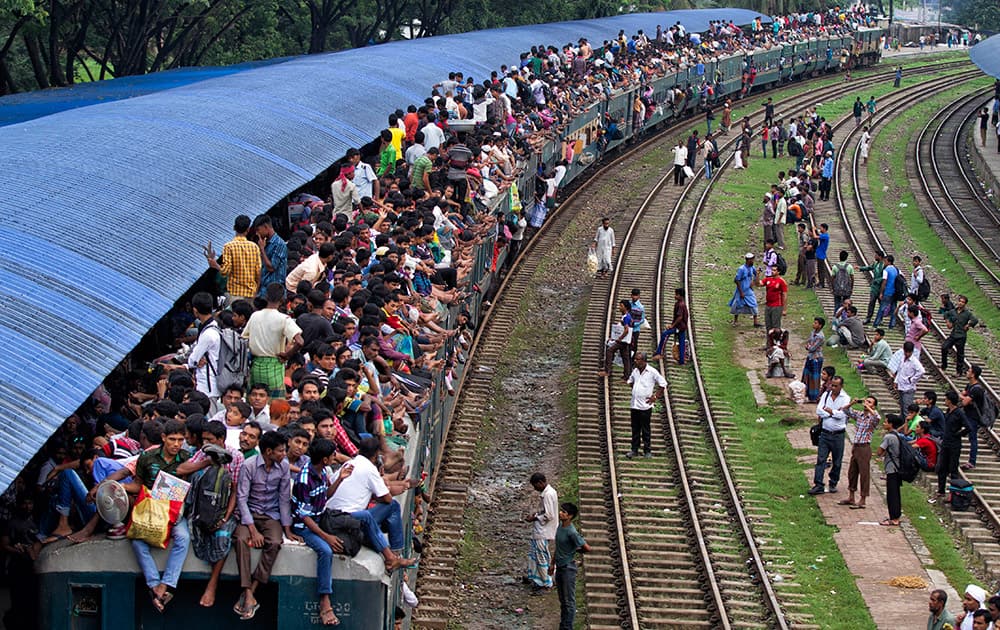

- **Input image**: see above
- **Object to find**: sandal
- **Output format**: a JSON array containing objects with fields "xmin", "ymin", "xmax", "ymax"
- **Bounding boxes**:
[
  {"xmin": 149, "ymin": 589, "xmax": 165, "ymax": 614},
  {"xmin": 320, "ymin": 607, "xmax": 340, "ymax": 626},
  {"xmin": 850, "ymin": 504, "xmax": 866, "ymax": 509},
  {"xmin": 836, "ymin": 500, "xmax": 855, "ymax": 506},
  {"xmin": 241, "ymin": 603, "xmax": 260, "ymax": 620},
  {"xmin": 878, "ymin": 519, "xmax": 899, "ymax": 527}
]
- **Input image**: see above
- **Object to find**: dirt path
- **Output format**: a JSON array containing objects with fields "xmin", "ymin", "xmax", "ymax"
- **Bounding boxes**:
[{"xmin": 447, "ymin": 159, "xmax": 675, "ymax": 629}]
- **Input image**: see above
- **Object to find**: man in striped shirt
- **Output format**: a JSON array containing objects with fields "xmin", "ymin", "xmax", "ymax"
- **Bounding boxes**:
[
  {"xmin": 206, "ymin": 214, "xmax": 262, "ymax": 304},
  {"xmin": 839, "ymin": 396, "xmax": 881, "ymax": 509}
]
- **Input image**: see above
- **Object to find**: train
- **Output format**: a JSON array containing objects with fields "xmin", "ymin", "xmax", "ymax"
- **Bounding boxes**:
[{"xmin": 33, "ymin": 21, "xmax": 884, "ymax": 630}]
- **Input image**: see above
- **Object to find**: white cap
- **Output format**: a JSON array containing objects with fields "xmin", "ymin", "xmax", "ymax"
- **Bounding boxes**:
[{"xmin": 745, "ymin": 252, "xmax": 755, "ymax": 259}]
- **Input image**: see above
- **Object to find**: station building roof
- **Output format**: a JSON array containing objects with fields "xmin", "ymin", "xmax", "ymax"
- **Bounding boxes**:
[{"xmin": 0, "ymin": 8, "xmax": 768, "ymax": 492}]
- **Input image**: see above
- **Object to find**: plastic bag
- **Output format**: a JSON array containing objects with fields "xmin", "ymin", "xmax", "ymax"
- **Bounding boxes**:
[
  {"xmin": 127, "ymin": 486, "xmax": 184, "ymax": 549},
  {"xmin": 586, "ymin": 248, "xmax": 599, "ymax": 275},
  {"xmin": 683, "ymin": 165, "xmax": 695, "ymax": 178},
  {"xmin": 788, "ymin": 379, "xmax": 806, "ymax": 404}
]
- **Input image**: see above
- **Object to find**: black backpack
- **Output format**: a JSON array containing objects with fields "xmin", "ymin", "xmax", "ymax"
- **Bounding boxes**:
[
  {"xmin": 972, "ymin": 383, "xmax": 998, "ymax": 429},
  {"xmin": 319, "ymin": 509, "xmax": 364, "ymax": 556},
  {"xmin": 892, "ymin": 269, "xmax": 908, "ymax": 301},
  {"xmin": 775, "ymin": 252, "xmax": 788, "ymax": 276},
  {"xmin": 888, "ymin": 433, "xmax": 922, "ymax": 483},
  {"xmin": 917, "ymin": 274, "xmax": 931, "ymax": 301},
  {"xmin": 186, "ymin": 464, "xmax": 233, "ymax": 532},
  {"xmin": 832, "ymin": 264, "xmax": 852, "ymax": 298}
]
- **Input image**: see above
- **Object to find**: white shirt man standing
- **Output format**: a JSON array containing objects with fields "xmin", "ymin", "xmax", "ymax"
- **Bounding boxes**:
[
  {"xmin": 809, "ymin": 376, "xmax": 851, "ymax": 495},
  {"xmin": 523, "ymin": 472, "xmax": 558, "ymax": 592},
  {"xmin": 626, "ymin": 352, "xmax": 667, "ymax": 459},
  {"xmin": 186, "ymin": 291, "xmax": 221, "ymax": 402}
]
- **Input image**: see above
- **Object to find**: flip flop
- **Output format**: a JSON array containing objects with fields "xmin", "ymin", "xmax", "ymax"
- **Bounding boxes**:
[
  {"xmin": 233, "ymin": 594, "xmax": 246, "ymax": 616},
  {"xmin": 879, "ymin": 519, "xmax": 898, "ymax": 527},
  {"xmin": 849, "ymin": 504, "xmax": 866, "ymax": 509},
  {"xmin": 160, "ymin": 590, "xmax": 174, "ymax": 607},
  {"xmin": 836, "ymin": 500, "xmax": 855, "ymax": 506},
  {"xmin": 320, "ymin": 607, "xmax": 340, "ymax": 626},
  {"xmin": 240, "ymin": 603, "xmax": 260, "ymax": 621}
]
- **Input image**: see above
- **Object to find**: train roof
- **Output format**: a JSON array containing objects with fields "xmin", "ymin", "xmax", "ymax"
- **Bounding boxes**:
[{"xmin": 0, "ymin": 9, "xmax": 769, "ymax": 493}]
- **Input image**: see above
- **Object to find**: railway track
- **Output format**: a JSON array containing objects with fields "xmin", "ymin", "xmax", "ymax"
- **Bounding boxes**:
[
  {"xmin": 823, "ymin": 71, "xmax": 1000, "ymax": 576},
  {"xmin": 412, "ymin": 59, "xmax": 977, "ymax": 629},
  {"xmin": 914, "ymin": 89, "xmax": 1000, "ymax": 310}
]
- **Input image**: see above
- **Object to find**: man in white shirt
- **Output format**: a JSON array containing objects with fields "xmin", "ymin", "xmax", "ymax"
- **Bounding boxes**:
[
  {"xmin": 186, "ymin": 292, "xmax": 220, "ymax": 401},
  {"xmin": 348, "ymin": 148, "xmax": 379, "ymax": 200},
  {"xmin": 325, "ymin": 437, "xmax": 416, "ymax": 572},
  {"xmin": 420, "ymin": 115, "xmax": 446, "ymax": 150},
  {"xmin": 404, "ymin": 132, "xmax": 427, "ymax": 165},
  {"xmin": 894, "ymin": 341, "xmax": 925, "ymax": 416},
  {"xmin": 909, "ymin": 255, "xmax": 925, "ymax": 301},
  {"xmin": 808, "ymin": 376, "xmax": 851, "ymax": 495},
  {"xmin": 242, "ymin": 283, "xmax": 304, "ymax": 399},
  {"xmin": 626, "ymin": 353, "xmax": 667, "ymax": 459},
  {"xmin": 523, "ymin": 472, "xmax": 558, "ymax": 591}
]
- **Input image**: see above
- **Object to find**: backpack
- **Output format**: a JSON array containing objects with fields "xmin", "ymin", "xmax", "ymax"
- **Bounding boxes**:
[
  {"xmin": 832, "ymin": 264, "xmax": 852, "ymax": 298},
  {"xmin": 917, "ymin": 273, "xmax": 931, "ymax": 301},
  {"xmin": 917, "ymin": 435, "xmax": 941, "ymax": 472},
  {"xmin": 788, "ymin": 138, "xmax": 801, "ymax": 156},
  {"xmin": 210, "ymin": 326, "xmax": 251, "ymax": 393},
  {"xmin": 186, "ymin": 464, "xmax": 233, "ymax": 532},
  {"xmin": 319, "ymin": 509, "xmax": 364, "ymax": 556},
  {"xmin": 889, "ymin": 433, "xmax": 922, "ymax": 483},
  {"xmin": 892, "ymin": 269, "xmax": 908, "ymax": 302},
  {"xmin": 973, "ymin": 383, "xmax": 998, "ymax": 429},
  {"xmin": 775, "ymin": 252, "xmax": 788, "ymax": 276}
]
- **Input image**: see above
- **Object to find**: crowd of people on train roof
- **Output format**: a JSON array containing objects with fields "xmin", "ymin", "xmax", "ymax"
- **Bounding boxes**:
[{"xmin": 0, "ymin": 6, "xmax": 884, "ymax": 629}]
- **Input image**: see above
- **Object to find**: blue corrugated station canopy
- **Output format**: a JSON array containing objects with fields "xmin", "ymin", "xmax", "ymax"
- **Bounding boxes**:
[
  {"xmin": 970, "ymin": 33, "xmax": 1000, "ymax": 78},
  {"xmin": 0, "ymin": 8, "xmax": 768, "ymax": 492}
]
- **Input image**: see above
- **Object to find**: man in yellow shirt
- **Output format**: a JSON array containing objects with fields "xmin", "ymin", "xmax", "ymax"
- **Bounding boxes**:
[{"xmin": 206, "ymin": 215, "xmax": 261, "ymax": 304}]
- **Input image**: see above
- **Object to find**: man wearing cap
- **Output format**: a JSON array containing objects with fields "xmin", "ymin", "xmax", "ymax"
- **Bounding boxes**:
[
  {"xmin": 729, "ymin": 253, "xmax": 760, "ymax": 327},
  {"xmin": 411, "ymin": 147, "xmax": 438, "ymax": 191},
  {"xmin": 959, "ymin": 584, "xmax": 989, "ymax": 630}
]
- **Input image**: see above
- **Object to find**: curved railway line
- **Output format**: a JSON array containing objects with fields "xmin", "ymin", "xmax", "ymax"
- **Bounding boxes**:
[
  {"xmin": 914, "ymin": 90, "xmax": 1000, "ymax": 309},
  {"xmin": 413, "ymin": 59, "xmax": 980, "ymax": 629},
  {"xmin": 824, "ymin": 72, "xmax": 1000, "ymax": 575}
]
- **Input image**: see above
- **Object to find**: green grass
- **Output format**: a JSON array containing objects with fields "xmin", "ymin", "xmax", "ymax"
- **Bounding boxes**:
[
  {"xmin": 865, "ymin": 78, "xmax": 999, "ymax": 376},
  {"xmin": 698, "ymin": 164, "xmax": 875, "ymax": 628},
  {"xmin": 705, "ymin": 129, "xmax": 984, "ymax": 609}
]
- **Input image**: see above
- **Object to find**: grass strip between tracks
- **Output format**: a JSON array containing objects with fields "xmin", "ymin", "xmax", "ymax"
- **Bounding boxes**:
[
  {"xmin": 865, "ymin": 78, "xmax": 999, "ymax": 376},
  {"xmin": 698, "ymin": 78, "xmax": 990, "ymax": 623}
]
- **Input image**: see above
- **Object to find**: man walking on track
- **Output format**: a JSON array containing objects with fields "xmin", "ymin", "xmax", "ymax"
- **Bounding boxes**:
[
  {"xmin": 729, "ymin": 253, "xmax": 760, "ymax": 327},
  {"xmin": 653, "ymin": 288, "xmax": 688, "ymax": 365},
  {"xmin": 626, "ymin": 353, "xmax": 666, "ymax": 459},
  {"xmin": 243, "ymin": 283, "xmax": 304, "ymax": 399},
  {"xmin": 593, "ymin": 217, "xmax": 615, "ymax": 277}
]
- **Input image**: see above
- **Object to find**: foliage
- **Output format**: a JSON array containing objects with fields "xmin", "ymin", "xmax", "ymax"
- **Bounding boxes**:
[{"xmin": 947, "ymin": 0, "xmax": 1000, "ymax": 32}]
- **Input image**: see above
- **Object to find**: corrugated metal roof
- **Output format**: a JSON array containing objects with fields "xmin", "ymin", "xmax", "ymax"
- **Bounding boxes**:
[
  {"xmin": 970, "ymin": 33, "xmax": 1000, "ymax": 78},
  {"xmin": 0, "ymin": 8, "xmax": 768, "ymax": 492}
]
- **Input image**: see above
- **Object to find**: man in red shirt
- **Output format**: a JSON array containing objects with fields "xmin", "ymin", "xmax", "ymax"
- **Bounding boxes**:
[{"xmin": 763, "ymin": 265, "xmax": 788, "ymax": 333}]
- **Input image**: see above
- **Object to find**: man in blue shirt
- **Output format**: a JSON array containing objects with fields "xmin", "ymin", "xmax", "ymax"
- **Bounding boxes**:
[
  {"xmin": 629, "ymin": 288, "xmax": 645, "ymax": 355},
  {"xmin": 874, "ymin": 254, "xmax": 899, "ymax": 328},
  {"xmin": 253, "ymin": 215, "xmax": 287, "ymax": 299},
  {"xmin": 819, "ymin": 151, "xmax": 835, "ymax": 201},
  {"xmin": 815, "ymin": 223, "xmax": 831, "ymax": 289}
]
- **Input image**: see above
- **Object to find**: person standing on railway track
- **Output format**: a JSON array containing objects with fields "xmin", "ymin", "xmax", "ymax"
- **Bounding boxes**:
[
  {"xmin": 653, "ymin": 288, "xmax": 688, "ymax": 366},
  {"xmin": 936, "ymin": 391, "xmax": 967, "ymax": 497},
  {"xmin": 593, "ymin": 217, "xmax": 615, "ymax": 277},
  {"xmin": 959, "ymin": 365, "xmax": 987, "ymax": 471},
  {"xmin": 859, "ymin": 250, "xmax": 885, "ymax": 324},
  {"xmin": 894, "ymin": 341, "xmax": 925, "ymax": 417},
  {"xmin": 721, "ymin": 100, "xmax": 732, "ymax": 134},
  {"xmin": 629, "ymin": 289, "xmax": 645, "ymax": 356},
  {"xmin": 599, "ymin": 300, "xmax": 633, "ymax": 380},
  {"xmin": 685, "ymin": 130, "xmax": 699, "ymax": 170},
  {"xmin": 853, "ymin": 97, "xmax": 863, "ymax": 127},
  {"xmin": 866, "ymin": 95, "xmax": 877, "ymax": 123},
  {"xmin": 729, "ymin": 253, "xmax": 760, "ymax": 328},
  {"xmin": 550, "ymin": 502, "xmax": 590, "ymax": 630},
  {"xmin": 818, "ymin": 153, "xmax": 834, "ymax": 202},
  {"xmin": 859, "ymin": 126, "xmax": 871, "ymax": 166},
  {"xmin": 839, "ymin": 395, "xmax": 881, "ymax": 509},
  {"xmin": 672, "ymin": 140, "xmax": 689, "ymax": 185},
  {"xmin": 205, "ymin": 214, "xmax": 261, "ymax": 305},
  {"xmin": 802, "ymin": 317, "xmax": 826, "ymax": 403},
  {"xmin": 941, "ymin": 295, "xmax": 978, "ymax": 376},
  {"xmin": 808, "ymin": 374, "xmax": 849, "ymax": 495},
  {"xmin": 524, "ymin": 472, "xmax": 558, "ymax": 592},
  {"xmin": 625, "ymin": 352, "xmax": 666, "ymax": 459},
  {"xmin": 873, "ymin": 254, "xmax": 900, "ymax": 329},
  {"xmin": 893, "ymin": 66, "xmax": 902, "ymax": 88}
]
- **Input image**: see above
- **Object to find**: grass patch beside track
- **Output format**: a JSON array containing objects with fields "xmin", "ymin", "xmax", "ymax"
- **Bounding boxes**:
[
  {"xmin": 704, "ymin": 126, "xmax": 984, "ymax": 612},
  {"xmin": 865, "ymin": 78, "xmax": 999, "ymax": 374},
  {"xmin": 698, "ymin": 165, "xmax": 874, "ymax": 628}
]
